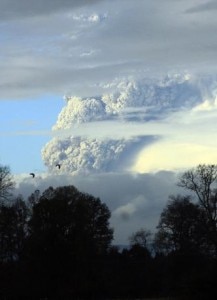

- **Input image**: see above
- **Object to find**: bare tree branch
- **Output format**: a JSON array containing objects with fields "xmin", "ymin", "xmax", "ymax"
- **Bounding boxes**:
[{"xmin": 0, "ymin": 165, "xmax": 14, "ymax": 202}]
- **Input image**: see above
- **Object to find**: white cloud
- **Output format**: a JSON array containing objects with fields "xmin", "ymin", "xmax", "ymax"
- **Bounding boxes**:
[
  {"xmin": 113, "ymin": 195, "xmax": 147, "ymax": 220},
  {"xmin": 133, "ymin": 142, "xmax": 217, "ymax": 173},
  {"xmin": 72, "ymin": 12, "xmax": 107, "ymax": 23},
  {"xmin": 193, "ymin": 98, "xmax": 217, "ymax": 112},
  {"xmin": 2, "ymin": 73, "xmax": 217, "ymax": 174},
  {"xmin": 42, "ymin": 136, "xmax": 132, "ymax": 174},
  {"xmin": 41, "ymin": 73, "xmax": 206, "ymax": 174},
  {"xmin": 53, "ymin": 96, "xmax": 106, "ymax": 130}
]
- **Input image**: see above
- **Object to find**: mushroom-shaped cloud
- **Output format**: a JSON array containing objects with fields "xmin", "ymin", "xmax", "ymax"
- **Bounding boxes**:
[{"xmin": 42, "ymin": 74, "xmax": 203, "ymax": 174}]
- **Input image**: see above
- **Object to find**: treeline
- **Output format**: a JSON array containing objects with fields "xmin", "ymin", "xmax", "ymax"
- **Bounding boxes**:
[{"xmin": 0, "ymin": 164, "xmax": 217, "ymax": 299}]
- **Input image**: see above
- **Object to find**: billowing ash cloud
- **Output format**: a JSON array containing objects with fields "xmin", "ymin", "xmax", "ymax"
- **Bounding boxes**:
[
  {"xmin": 42, "ymin": 137, "xmax": 132, "ymax": 173},
  {"xmin": 41, "ymin": 73, "xmax": 204, "ymax": 174},
  {"xmin": 53, "ymin": 96, "xmax": 106, "ymax": 129}
]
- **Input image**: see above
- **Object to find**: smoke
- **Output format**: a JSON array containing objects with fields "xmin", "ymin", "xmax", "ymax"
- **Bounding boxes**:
[
  {"xmin": 42, "ymin": 73, "xmax": 207, "ymax": 174},
  {"xmin": 53, "ymin": 96, "xmax": 107, "ymax": 130}
]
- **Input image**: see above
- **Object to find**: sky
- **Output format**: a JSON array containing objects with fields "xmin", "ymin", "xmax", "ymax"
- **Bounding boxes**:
[{"xmin": 1, "ymin": 0, "xmax": 217, "ymax": 244}]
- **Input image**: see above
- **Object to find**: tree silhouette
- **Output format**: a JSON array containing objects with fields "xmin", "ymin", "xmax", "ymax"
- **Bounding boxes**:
[
  {"xmin": 154, "ymin": 195, "xmax": 207, "ymax": 255},
  {"xmin": 28, "ymin": 186, "xmax": 113, "ymax": 255},
  {"xmin": 0, "ymin": 164, "xmax": 14, "ymax": 202},
  {"xmin": 178, "ymin": 164, "xmax": 217, "ymax": 255},
  {"xmin": 26, "ymin": 185, "xmax": 113, "ymax": 298},
  {"xmin": 0, "ymin": 196, "xmax": 28, "ymax": 265},
  {"xmin": 1, "ymin": 162, "xmax": 217, "ymax": 299},
  {"xmin": 153, "ymin": 194, "xmax": 217, "ymax": 298},
  {"xmin": 129, "ymin": 228, "xmax": 152, "ymax": 249}
]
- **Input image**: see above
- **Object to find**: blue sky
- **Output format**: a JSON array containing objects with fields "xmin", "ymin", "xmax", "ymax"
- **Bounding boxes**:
[
  {"xmin": 2, "ymin": 0, "xmax": 217, "ymax": 243},
  {"xmin": 0, "ymin": 96, "xmax": 63, "ymax": 173}
]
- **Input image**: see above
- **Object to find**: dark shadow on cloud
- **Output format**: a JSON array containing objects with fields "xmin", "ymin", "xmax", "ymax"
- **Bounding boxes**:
[
  {"xmin": 121, "ymin": 107, "xmax": 175, "ymax": 123},
  {"xmin": 120, "ymin": 76, "xmax": 203, "ymax": 123},
  {"xmin": 185, "ymin": 1, "xmax": 217, "ymax": 13},
  {"xmin": 106, "ymin": 135, "xmax": 159, "ymax": 172},
  {"xmin": 0, "ymin": 0, "xmax": 102, "ymax": 20},
  {"xmin": 120, "ymin": 110, "xmax": 160, "ymax": 123},
  {"xmin": 154, "ymin": 79, "xmax": 202, "ymax": 108}
]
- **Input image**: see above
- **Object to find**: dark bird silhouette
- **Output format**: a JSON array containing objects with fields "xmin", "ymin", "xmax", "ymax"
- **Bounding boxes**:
[
  {"xmin": 56, "ymin": 164, "xmax": 61, "ymax": 169},
  {"xmin": 30, "ymin": 173, "xmax": 35, "ymax": 178}
]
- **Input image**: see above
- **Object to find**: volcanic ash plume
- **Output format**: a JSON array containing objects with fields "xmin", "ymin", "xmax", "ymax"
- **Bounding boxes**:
[
  {"xmin": 41, "ymin": 74, "xmax": 204, "ymax": 174},
  {"xmin": 42, "ymin": 95, "xmax": 132, "ymax": 174}
]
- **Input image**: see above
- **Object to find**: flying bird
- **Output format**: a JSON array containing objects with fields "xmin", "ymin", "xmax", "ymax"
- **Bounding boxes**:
[
  {"xmin": 29, "ymin": 173, "xmax": 35, "ymax": 178},
  {"xmin": 56, "ymin": 164, "xmax": 61, "ymax": 169}
]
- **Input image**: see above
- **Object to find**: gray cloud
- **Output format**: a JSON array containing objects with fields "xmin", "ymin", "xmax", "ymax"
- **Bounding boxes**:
[
  {"xmin": 0, "ymin": 0, "xmax": 103, "ymax": 20},
  {"xmin": 1, "ymin": 0, "xmax": 217, "ymax": 99},
  {"xmin": 186, "ymin": 1, "xmax": 217, "ymax": 13},
  {"xmin": 14, "ymin": 170, "xmax": 182, "ymax": 244}
]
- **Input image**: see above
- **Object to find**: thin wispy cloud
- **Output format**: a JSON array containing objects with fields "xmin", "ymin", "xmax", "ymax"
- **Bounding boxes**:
[
  {"xmin": 0, "ymin": 130, "xmax": 51, "ymax": 137},
  {"xmin": 186, "ymin": 1, "xmax": 217, "ymax": 13},
  {"xmin": 2, "ymin": 101, "xmax": 217, "ymax": 143}
]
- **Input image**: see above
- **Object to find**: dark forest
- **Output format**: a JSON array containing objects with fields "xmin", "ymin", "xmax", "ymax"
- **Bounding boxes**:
[{"xmin": 0, "ymin": 164, "xmax": 217, "ymax": 299}]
